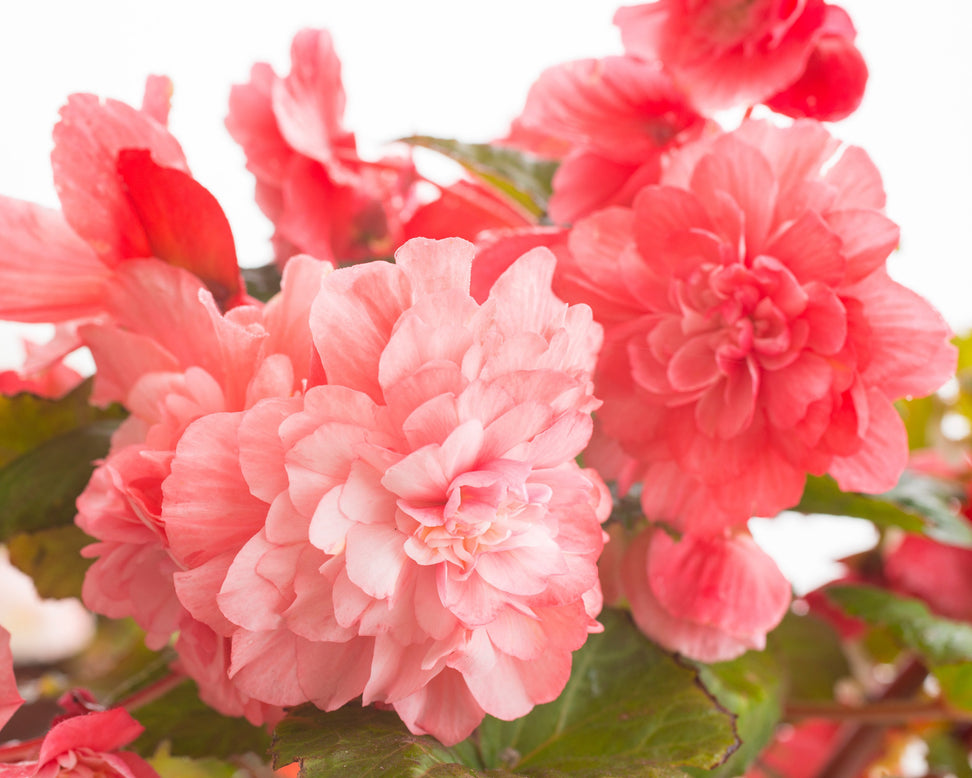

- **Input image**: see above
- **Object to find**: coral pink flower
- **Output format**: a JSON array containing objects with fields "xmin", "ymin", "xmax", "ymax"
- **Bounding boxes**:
[
  {"xmin": 160, "ymin": 237, "xmax": 609, "ymax": 745},
  {"xmin": 509, "ymin": 55, "xmax": 705, "ymax": 223},
  {"xmin": 614, "ymin": 0, "xmax": 866, "ymax": 118},
  {"xmin": 620, "ymin": 527, "xmax": 791, "ymax": 662},
  {"xmin": 1, "ymin": 709, "xmax": 159, "ymax": 778},
  {"xmin": 0, "ymin": 626, "xmax": 22, "ymax": 733},
  {"xmin": 76, "ymin": 255, "xmax": 328, "ymax": 725},
  {"xmin": 227, "ymin": 28, "xmax": 419, "ymax": 265},
  {"xmin": 563, "ymin": 120, "xmax": 955, "ymax": 531}
]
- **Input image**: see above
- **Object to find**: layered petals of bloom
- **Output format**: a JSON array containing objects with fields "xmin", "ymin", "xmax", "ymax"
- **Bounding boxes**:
[
  {"xmin": 614, "ymin": 0, "xmax": 867, "ymax": 118},
  {"xmin": 1, "ymin": 709, "xmax": 160, "ymax": 778},
  {"xmin": 509, "ymin": 55, "xmax": 705, "ymax": 223},
  {"xmin": 565, "ymin": 120, "xmax": 956, "ymax": 530},
  {"xmin": 620, "ymin": 527, "xmax": 792, "ymax": 662},
  {"xmin": 160, "ymin": 237, "xmax": 609, "ymax": 744},
  {"xmin": 226, "ymin": 28, "xmax": 419, "ymax": 265},
  {"xmin": 76, "ymin": 255, "xmax": 329, "ymax": 725}
]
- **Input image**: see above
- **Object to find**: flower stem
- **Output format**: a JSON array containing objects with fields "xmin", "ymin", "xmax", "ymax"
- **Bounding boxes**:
[{"xmin": 115, "ymin": 669, "xmax": 187, "ymax": 711}]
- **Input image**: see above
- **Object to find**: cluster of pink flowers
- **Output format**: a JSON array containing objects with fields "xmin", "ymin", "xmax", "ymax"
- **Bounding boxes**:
[
  {"xmin": 483, "ymin": 0, "xmax": 953, "ymax": 660},
  {"xmin": 0, "ymin": 0, "xmax": 957, "ymax": 757}
]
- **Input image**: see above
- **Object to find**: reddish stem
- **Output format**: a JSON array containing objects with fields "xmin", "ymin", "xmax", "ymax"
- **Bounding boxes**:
[{"xmin": 114, "ymin": 669, "xmax": 187, "ymax": 711}]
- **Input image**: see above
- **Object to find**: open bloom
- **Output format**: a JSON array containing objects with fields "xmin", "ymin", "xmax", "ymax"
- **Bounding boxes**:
[
  {"xmin": 563, "ymin": 120, "xmax": 955, "ymax": 530},
  {"xmin": 619, "ymin": 527, "xmax": 791, "ymax": 662},
  {"xmin": 227, "ymin": 28, "xmax": 419, "ymax": 265},
  {"xmin": 160, "ymin": 237, "xmax": 609, "ymax": 744},
  {"xmin": 614, "ymin": 0, "xmax": 867, "ymax": 118},
  {"xmin": 1, "ymin": 709, "xmax": 159, "ymax": 778},
  {"xmin": 75, "ymin": 255, "xmax": 325, "ymax": 725}
]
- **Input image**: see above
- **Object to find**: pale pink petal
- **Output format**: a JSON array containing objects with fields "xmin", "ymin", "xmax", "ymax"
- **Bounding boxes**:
[
  {"xmin": 311, "ymin": 260, "xmax": 411, "ymax": 401},
  {"xmin": 0, "ymin": 196, "xmax": 110, "ymax": 322},
  {"xmin": 270, "ymin": 29, "xmax": 353, "ymax": 176},
  {"xmin": 163, "ymin": 412, "xmax": 269, "ymax": 567},
  {"xmin": 828, "ymin": 387, "xmax": 909, "ymax": 493},
  {"xmin": 393, "ymin": 669, "xmax": 484, "ymax": 746},
  {"xmin": 141, "ymin": 74, "xmax": 173, "ymax": 125},
  {"xmin": 647, "ymin": 531, "xmax": 791, "ymax": 638},
  {"xmin": 394, "ymin": 236, "xmax": 473, "ymax": 298},
  {"xmin": 850, "ymin": 271, "xmax": 956, "ymax": 398}
]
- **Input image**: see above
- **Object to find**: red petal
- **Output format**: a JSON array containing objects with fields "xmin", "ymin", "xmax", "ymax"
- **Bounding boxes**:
[
  {"xmin": 51, "ymin": 92, "xmax": 188, "ymax": 264},
  {"xmin": 117, "ymin": 149, "xmax": 242, "ymax": 309}
]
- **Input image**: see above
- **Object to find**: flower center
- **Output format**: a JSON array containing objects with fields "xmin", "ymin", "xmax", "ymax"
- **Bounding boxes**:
[{"xmin": 400, "ymin": 462, "xmax": 552, "ymax": 574}]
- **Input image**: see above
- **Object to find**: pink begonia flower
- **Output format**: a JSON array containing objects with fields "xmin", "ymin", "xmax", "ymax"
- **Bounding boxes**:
[
  {"xmin": 0, "ymin": 77, "xmax": 246, "ymax": 330},
  {"xmin": 562, "ymin": 120, "xmax": 956, "ymax": 531},
  {"xmin": 0, "ymin": 626, "xmax": 23, "ymax": 732},
  {"xmin": 227, "ymin": 28, "xmax": 420, "ymax": 265},
  {"xmin": 620, "ymin": 527, "xmax": 791, "ymax": 662},
  {"xmin": 159, "ymin": 237, "xmax": 609, "ymax": 745},
  {"xmin": 614, "ymin": 0, "xmax": 867, "ymax": 118},
  {"xmin": 507, "ymin": 55, "xmax": 706, "ymax": 223},
  {"xmin": 75, "ymin": 255, "xmax": 328, "ymax": 725},
  {"xmin": 1, "ymin": 709, "xmax": 159, "ymax": 778}
]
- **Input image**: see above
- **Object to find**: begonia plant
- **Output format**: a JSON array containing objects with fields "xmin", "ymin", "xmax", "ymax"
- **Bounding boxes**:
[{"xmin": 0, "ymin": 3, "xmax": 970, "ymax": 777}]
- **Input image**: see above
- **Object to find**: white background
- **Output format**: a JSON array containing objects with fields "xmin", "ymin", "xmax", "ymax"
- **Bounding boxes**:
[{"xmin": 0, "ymin": 2, "xmax": 969, "ymax": 598}]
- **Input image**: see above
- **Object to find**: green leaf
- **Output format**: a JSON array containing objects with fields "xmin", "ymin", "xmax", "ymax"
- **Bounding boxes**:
[
  {"xmin": 477, "ymin": 609, "xmax": 738, "ymax": 775},
  {"xmin": 826, "ymin": 584, "xmax": 972, "ymax": 665},
  {"xmin": 794, "ymin": 473, "xmax": 972, "ymax": 548},
  {"xmin": 6, "ymin": 524, "xmax": 92, "ymax": 599},
  {"xmin": 0, "ymin": 419, "xmax": 120, "ymax": 540},
  {"xmin": 242, "ymin": 263, "xmax": 283, "ymax": 303},
  {"xmin": 924, "ymin": 727, "xmax": 972, "ymax": 778},
  {"xmin": 131, "ymin": 679, "xmax": 270, "ymax": 760},
  {"xmin": 271, "ymin": 704, "xmax": 490, "ymax": 778},
  {"xmin": 767, "ymin": 612, "xmax": 850, "ymax": 702},
  {"xmin": 401, "ymin": 136, "xmax": 556, "ymax": 218},
  {"xmin": 932, "ymin": 662, "xmax": 972, "ymax": 711},
  {"xmin": 685, "ymin": 649, "xmax": 783, "ymax": 778},
  {"xmin": 148, "ymin": 745, "xmax": 238, "ymax": 778},
  {"xmin": 0, "ymin": 378, "xmax": 123, "ymax": 467}
]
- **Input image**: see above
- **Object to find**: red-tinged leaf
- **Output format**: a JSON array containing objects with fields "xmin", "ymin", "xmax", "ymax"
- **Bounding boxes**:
[{"xmin": 117, "ymin": 149, "xmax": 243, "ymax": 309}]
